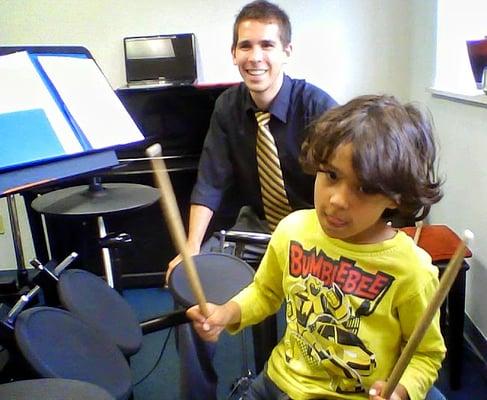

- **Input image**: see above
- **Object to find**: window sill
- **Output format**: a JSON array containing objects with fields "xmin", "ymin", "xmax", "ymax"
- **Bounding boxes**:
[{"xmin": 429, "ymin": 87, "xmax": 487, "ymax": 108}]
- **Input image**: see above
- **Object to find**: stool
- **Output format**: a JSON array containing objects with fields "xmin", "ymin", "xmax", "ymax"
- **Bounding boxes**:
[
  {"xmin": 438, "ymin": 260, "xmax": 470, "ymax": 390},
  {"xmin": 400, "ymin": 224, "xmax": 472, "ymax": 390}
]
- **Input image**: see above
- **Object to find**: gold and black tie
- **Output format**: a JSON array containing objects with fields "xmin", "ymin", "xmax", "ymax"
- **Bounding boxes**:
[{"xmin": 255, "ymin": 111, "xmax": 292, "ymax": 231}]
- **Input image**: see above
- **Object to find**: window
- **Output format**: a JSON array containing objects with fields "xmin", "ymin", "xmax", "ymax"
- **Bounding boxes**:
[{"xmin": 434, "ymin": 0, "xmax": 487, "ymax": 95}]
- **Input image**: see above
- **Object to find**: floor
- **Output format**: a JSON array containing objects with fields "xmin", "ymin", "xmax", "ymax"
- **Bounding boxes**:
[{"xmin": 124, "ymin": 287, "xmax": 487, "ymax": 400}]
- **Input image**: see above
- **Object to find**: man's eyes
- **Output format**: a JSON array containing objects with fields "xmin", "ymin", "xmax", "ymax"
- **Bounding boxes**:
[
  {"xmin": 261, "ymin": 41, "xmax": 275, "ymax": 48},
  {"xmin": 237, "ymin": 42, "xmax": 275, "ymax": 50}
]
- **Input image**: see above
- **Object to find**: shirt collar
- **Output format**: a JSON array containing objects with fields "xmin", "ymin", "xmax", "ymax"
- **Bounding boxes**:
[
  {"xmin": 244, "ymin": 74, "xmax": 291, "ymax": 123},
  {"xmin": 268, "ymin": 74, "xmax": 291, "ymax": 123}
]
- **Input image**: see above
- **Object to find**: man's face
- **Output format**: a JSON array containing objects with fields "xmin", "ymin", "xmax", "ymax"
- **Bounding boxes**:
[
  {"xmin": 314, "ymin": 143, "xmax": 398, "ymax": 244},
  {"xmin": 232, "ymin": 19, "xmax": 291, "ymax": 106}
]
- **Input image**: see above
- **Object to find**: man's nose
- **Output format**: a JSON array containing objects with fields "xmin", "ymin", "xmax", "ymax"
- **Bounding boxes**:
[{"xmin": 249, "ymin": 46, "xmax": 264, "ymax": 62}]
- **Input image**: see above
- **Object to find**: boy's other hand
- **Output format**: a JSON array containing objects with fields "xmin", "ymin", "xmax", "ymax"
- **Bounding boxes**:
[{"xmin": 369, "ymin": 381, "xmax": 410, "ymax": 400}]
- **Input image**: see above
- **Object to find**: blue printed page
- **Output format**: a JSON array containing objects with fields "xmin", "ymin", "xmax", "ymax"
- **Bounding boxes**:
[{"xmin": 0, "ymin": 109, "xmax": 67, "ymax": 170}]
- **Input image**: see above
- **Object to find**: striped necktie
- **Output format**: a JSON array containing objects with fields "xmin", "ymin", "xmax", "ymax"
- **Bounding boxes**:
[{"xmin": 255, "ymin": 111, "xmax": 292, "ymax": 231}]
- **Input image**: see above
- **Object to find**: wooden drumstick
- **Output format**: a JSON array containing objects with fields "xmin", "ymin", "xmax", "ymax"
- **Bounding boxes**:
[
  {"xmin": 413, "ymin": 220, "xmax": 423, "ymax": 245},
  {"xmin": 145, "ymin": 143, "xmax": 209, "ymax": 317},
  {"xmin": 381, "ymin": 229, "xmax": 473, "ymax": 399}
]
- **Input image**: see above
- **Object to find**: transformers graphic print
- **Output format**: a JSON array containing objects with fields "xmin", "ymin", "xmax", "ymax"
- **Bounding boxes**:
[{"xmin": 284, "ymin": 241, "xmax": 394, "ymax": 394}]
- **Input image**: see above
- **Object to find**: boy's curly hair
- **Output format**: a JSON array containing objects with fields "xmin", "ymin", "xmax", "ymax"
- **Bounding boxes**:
[{"xmin": 300, "ymin": 95, "xmax": 443, "ymax": 221}]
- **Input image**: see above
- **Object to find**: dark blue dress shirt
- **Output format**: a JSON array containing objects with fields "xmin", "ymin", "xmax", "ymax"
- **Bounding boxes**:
[{"xmin": 191, "ymin": 75, "xmax": 337, "ymax": 220}]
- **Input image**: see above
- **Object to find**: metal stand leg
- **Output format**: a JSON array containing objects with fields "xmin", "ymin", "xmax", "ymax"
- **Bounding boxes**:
[
  {"xmin": 97, "ymin": 216, "xmax": 114, "ymax": 288},
  {"xmin": 6, "ymin": 195, "xmax": 29, "ymax": 287}
]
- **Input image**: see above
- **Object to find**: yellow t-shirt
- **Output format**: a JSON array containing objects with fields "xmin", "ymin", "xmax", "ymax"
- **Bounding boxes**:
[{"xmin": 230, "ymin": 209, "xmax": 446, "ymax": 400}]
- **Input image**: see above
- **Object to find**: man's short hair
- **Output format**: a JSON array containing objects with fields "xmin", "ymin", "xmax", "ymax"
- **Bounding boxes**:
[{"xmin": 231, "ymin": 0, "xmax": 292, "ymax": 52}]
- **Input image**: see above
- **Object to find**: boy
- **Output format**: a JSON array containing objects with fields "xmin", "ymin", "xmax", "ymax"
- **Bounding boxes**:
[{"xmin": 187, "ymin": 95, "xmax": 446, "ymax": 400}]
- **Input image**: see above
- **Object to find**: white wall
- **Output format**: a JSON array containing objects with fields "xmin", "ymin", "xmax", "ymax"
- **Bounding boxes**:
[
  {"xmin": 0, "ymin": 0, "xmax": 485, "ymax": 338},
  {"xmin": 0, "ymin": 0, "xmax": 412, "ymax": 102},
  {"xmin": 0, "ymin": 195, "xmax": 36, "ymax": 271},
  {"xmin": 408, "ymin": 0, "xmax": 487, "ymax": 338}
]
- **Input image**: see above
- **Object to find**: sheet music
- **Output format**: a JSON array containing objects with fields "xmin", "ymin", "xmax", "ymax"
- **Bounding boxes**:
[
  {"xmin": 0, "ymin": 51, "xmax": 83, "ymax": 154},
  {"xmin": 37, "ymin": 55, "xmax": 144, "ymax": 149}
]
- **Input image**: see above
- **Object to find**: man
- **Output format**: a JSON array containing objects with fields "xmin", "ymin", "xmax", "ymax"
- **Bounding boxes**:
[
  {"xmin": 168, "ymin": 0, "xmax": 337, "ymax": 278},
  {"xmin": 169, "ymin": 2, "xmax": 337, "ymax": 399}
]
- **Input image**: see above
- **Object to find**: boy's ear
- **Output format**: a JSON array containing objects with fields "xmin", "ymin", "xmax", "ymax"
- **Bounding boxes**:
[{"xmin": 386, "ymin": 196, "xmax": 400, "ymax": 210}]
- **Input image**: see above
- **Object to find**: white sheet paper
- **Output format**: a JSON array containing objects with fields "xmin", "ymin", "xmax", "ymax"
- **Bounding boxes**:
[
  {"xmin": 38, "ymin": 55, "xmax": 144, "ymax": 149},
  {"xmin": 0, "ymin": 51, "xmax": 83, "ymax": 153}
]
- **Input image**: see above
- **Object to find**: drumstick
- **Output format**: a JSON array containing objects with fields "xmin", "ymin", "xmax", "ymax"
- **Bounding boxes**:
[
  {"xmin": 413, "ymin": 220, "xmax": 423, "ymax": 245},
  {"xmin": 381, "ymin": 229, "xmax": 473, "ymax": 399},
  {"xmin": 145, "ymin": 144, "xmax": 209, "ymax": 317}
]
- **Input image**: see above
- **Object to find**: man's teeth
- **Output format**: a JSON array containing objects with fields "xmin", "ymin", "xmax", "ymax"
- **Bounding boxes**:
[{"xmin": 248, "ymin": 69, "xmax": 266, "ymax": 76}]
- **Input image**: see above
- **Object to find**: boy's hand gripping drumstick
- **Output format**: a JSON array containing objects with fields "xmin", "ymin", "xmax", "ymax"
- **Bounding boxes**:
[
  {"xmin": 381, "ymin": 229, "xmax": 474, "ymax": 399},
  {"xmin": 146, "ymin": 143, "xmax": 209, "ymax": 317}
]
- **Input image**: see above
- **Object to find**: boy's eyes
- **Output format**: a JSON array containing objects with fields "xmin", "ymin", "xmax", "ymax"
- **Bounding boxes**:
[
  {"xmin": 319, "ymin": 169, "xmax": 376, "ymax": 195},
  {"xmin": 320, "ymin": 169, "xmax": 338, "ymax": 181}
]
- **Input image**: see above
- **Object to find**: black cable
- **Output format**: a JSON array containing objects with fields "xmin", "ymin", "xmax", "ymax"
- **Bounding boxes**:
[{"xmin": 133, "ymin": 327, "xmax": 173, "ymax": 386}]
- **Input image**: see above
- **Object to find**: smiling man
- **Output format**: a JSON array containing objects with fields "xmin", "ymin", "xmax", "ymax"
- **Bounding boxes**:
[
  {"xmin": 168, "ymin": 0, "xmax": 336, "ymax": 279},
  {"xmin": 168, "ymin": 1, "xmax": 336, "ymax": 399}
]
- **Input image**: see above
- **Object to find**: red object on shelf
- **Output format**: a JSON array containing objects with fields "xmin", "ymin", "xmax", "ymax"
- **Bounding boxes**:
[
  {"xmin": 400, "ymin": 224, "xmax": 472, "ymax": 262},
  {"xmin": 466, "ymin": 38, "xmax": 487, "ymax": 88}
]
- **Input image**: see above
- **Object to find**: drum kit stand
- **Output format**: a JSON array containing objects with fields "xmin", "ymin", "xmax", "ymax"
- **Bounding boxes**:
[{"xmin": 0, "ymin": 148, "xmax": 260, "ymax": 398}]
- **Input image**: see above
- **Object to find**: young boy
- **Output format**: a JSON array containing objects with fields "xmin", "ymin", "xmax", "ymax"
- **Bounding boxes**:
[{"xmin": 187, "ymin": 95, "xmax": 446, "ymax": 400}]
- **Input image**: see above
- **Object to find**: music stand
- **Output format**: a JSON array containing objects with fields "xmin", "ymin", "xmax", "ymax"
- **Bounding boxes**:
[{"xmin": 0, "ymin": 45, "xmax": 150, "ymax": 292}]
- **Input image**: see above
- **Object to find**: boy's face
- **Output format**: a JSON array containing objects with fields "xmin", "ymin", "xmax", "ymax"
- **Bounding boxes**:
[
  {"xmin": 314, "ymin": 143, "xmax": 397, "ymax": 244},
  {"xmin": 232, "ymin": 19, "xmax": 291, "ymax": 107}
]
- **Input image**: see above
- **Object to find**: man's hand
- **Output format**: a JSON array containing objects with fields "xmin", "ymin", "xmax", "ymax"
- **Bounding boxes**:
[
  {"xmin": 165, "ymin": 241, "xmax": 201, "ymax": 284},
  {"xmin": 165, "ymin": 204, "xmax": 214, "ymax": 285},
  {"xmin": 369, "ymin": 381, "xmax": 410, "ymax": 400},
  {"xmin": 186, "ymin": 301, "xmax": 241, "ymax": 342}
]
